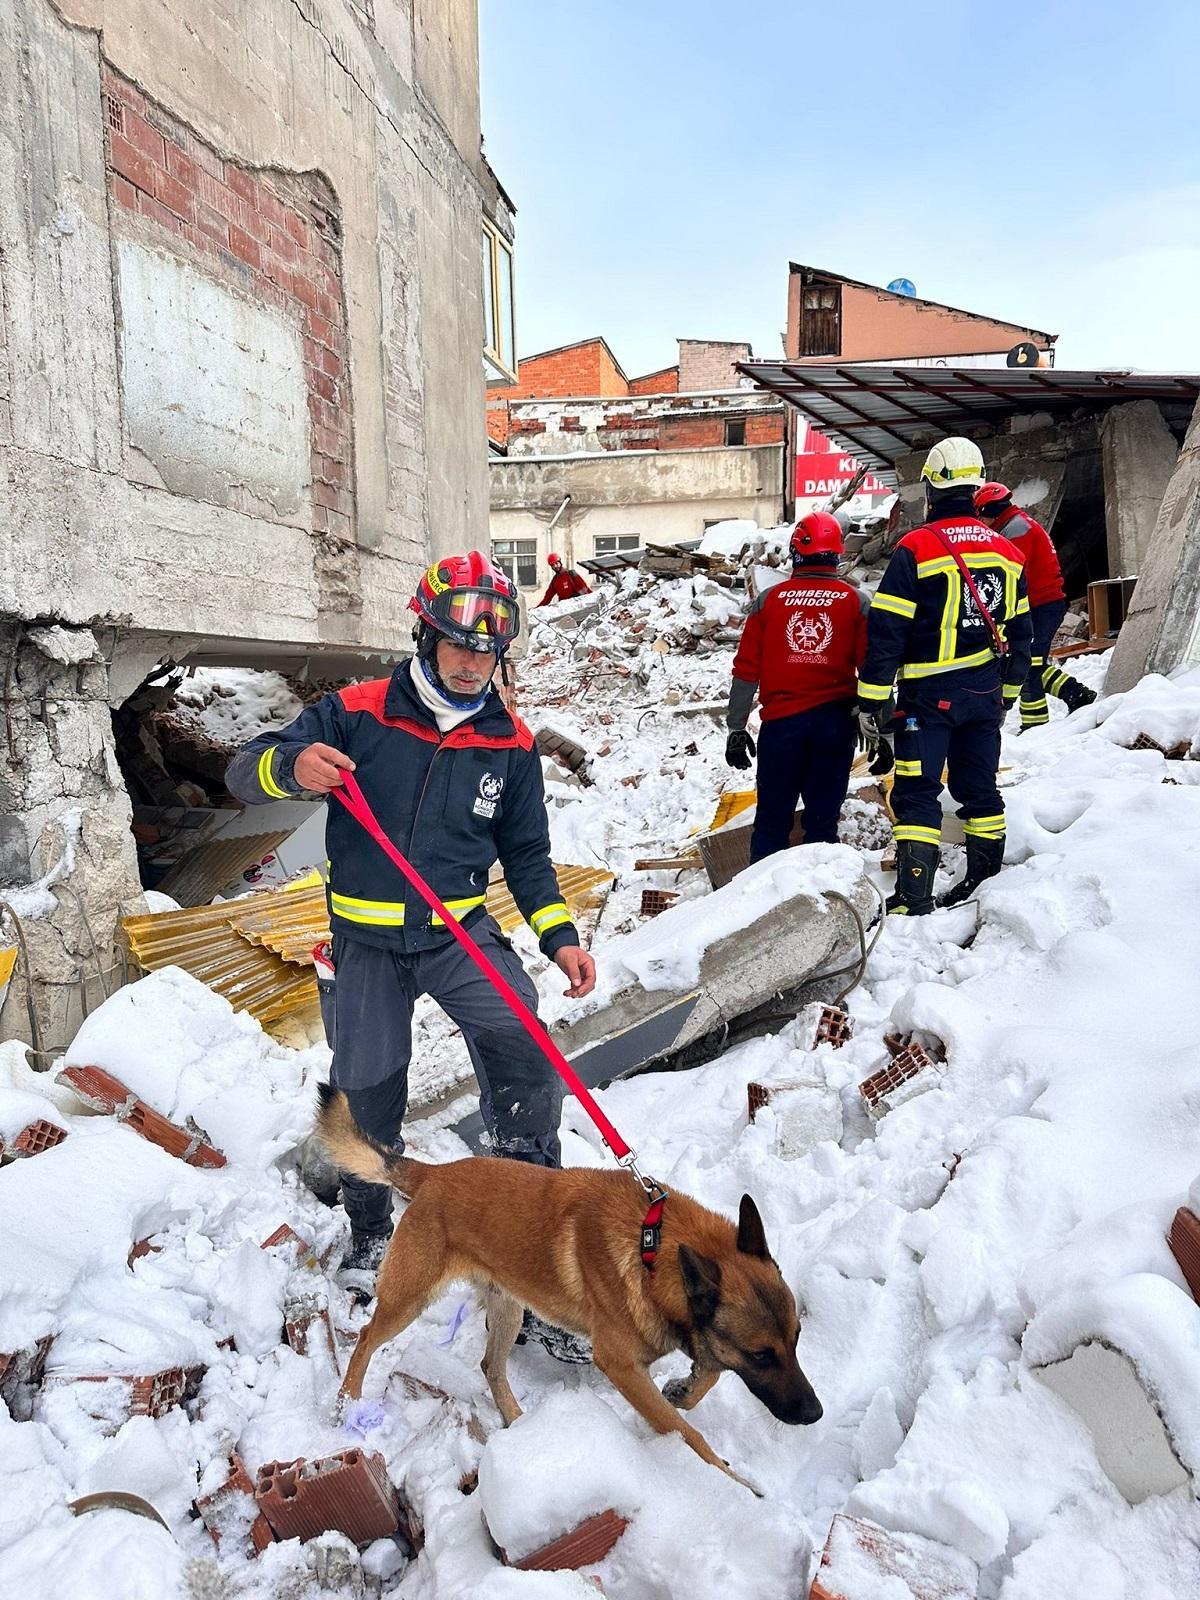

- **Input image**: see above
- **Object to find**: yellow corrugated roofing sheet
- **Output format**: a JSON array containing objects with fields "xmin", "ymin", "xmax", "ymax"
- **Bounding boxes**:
[{"xmin": 123, "ymin": 864, "xmax": 615, "ymax": 1026}]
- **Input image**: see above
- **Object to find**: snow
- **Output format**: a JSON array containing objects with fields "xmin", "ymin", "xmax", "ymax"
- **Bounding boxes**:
[
  {"xmin": 5, "ymin": 563, "xmax": 1200, "ymax": 1596},
  {"xmin": 170, "ymin": 666, "xmax": 304, "ymax": 746}
]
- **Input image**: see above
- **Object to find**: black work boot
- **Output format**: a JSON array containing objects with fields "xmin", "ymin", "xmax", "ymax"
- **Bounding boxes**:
[
  {"xmin": 1058, "ymin": 678, "xmax": 1097, "ymax": 713},
  {"xmin": 338, "ymin": 1228, "xmax": 392, "ymax": 1297},
  {"xmin": 886, "ymin": 840, "xmax": 940, "ymax": 916},
  {"xmin": 938, "ymin": 835, "xmax": 1005, "ymax": 908}
]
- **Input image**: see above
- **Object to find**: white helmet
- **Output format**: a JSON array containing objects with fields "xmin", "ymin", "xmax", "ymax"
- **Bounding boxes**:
[{"xmin": 920, "ymin": 436, "xmax": 985, "ymax": 491}]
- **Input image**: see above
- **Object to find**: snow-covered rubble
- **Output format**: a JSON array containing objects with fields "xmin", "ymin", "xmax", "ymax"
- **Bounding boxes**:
[{"xmin": 2, "ymin": 570, "xmax": 1200, "ymax": 1597}]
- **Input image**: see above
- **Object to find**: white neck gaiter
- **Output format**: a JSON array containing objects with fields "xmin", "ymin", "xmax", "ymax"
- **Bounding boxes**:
[{"xmin": 408, "ymin": 656, "xmax": 490, "ymax": 734}]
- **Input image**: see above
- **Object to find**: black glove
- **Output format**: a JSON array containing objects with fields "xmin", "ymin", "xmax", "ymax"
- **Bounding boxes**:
[
  {"xmin": 725, "ymin": 729, "xmax": 756, "ymax": 770},
  {"xmin": 869, "ymin": 737, "xmax": 895, "ymax": 776}
]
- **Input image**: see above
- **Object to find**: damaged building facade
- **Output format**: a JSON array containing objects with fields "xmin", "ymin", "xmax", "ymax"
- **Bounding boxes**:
[
  {"xmin": 488, "ymin": 338, "xmax": 786, "ymax": 592},
  {"xmin": 0, "ymin": 0, "xmax": 497, "ymax": 1048}
]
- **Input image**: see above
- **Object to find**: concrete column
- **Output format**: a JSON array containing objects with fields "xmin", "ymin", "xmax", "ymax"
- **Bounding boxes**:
[
  {"xmin": 0, "ymin": 621, "xmax": 146, "ymax": 1055},
  {"xmin": 1100, "ymin": 400, "xmax": 1179, "ymax": 577},
  {"xmin": 1105, "ymin": 397, "xmax": 1200, "ymax": 695}
]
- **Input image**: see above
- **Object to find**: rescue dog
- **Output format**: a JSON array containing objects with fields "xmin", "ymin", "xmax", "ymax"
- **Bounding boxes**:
[{"xmin": 316, "ymin": 1085, "xmax": 822, "ymax": 1487}]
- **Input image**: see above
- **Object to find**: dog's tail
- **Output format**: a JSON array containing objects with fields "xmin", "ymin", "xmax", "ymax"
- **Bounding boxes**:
[{"xmin": 314, "ymin": 1082, "xmax": 429, "ymax": 1197}]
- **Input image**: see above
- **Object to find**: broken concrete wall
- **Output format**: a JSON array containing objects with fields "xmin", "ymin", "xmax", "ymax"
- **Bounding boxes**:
[
  {"xmin": 0, "ymin": 0, "xmax": 492, "ymax": 1043},
  {"xmin": 1105, "ymin": 396, "xmax": 1200, "ymax": 695},
  {"xmin": 1099, "ymin": 399, "xmax": 1180, "ymax": 578},
  {"xmin": 0, "ymin": 622, "xmax": 146, "ymax": 1053},
  {"xmin": 1, "ymin": 0, "xmax": 488, "ymax": 652}
]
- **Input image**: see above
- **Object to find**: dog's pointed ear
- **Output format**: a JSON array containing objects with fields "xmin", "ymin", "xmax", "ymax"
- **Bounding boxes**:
[
  {"xmin": 677, "ymin": 1245, "xmax": 722, "ymax": 1324},
  {"xmin": 737, "ymin": 1195, "xmax": 770, "ymax": 1260}
]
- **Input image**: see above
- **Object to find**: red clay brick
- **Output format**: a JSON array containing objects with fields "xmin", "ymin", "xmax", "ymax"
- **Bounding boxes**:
[
  {"xmin": 306, "ymin": 311, "xmax": 334, "ymax": 347},
  {"xmin": 153, "ymin": 166, "xmax": 194, "ymax": 221},
  {"xmin": 1169, "ymin": 1207, "xmax": 1200, "ymax": 1303},
  {"xmin": 136, "ymin": 189, "xmax": 182, "ymax": 234},
  {"xmin": 120, "ymin": 110, "xmax": 166, "ymax": 165},
  {"xmin": 129, "ymin": 1364, "xmax": 205, "ymax": 1417},
  {"xmin": 809, "ymin": 1514, "xmax": 977, "ymax": 1600},
  {"xmin": 859, "ymin": 1043, "xmax": 940, "ymax": 1116},
  {"xmin": 227, "ymin": 224, "xmax": 262, "ymax": 270},
  {"xmin": 505, "ymin": 1509, "xmax": 629, "ymax": 1571},
  {"xmin": 814, "ymin": 1005, "xmax": 854, "ymax": 1049},
  {"xmin": 11, "ymin": 1119, "xmax": 69, "ymax": 1157},
  {"xmin": 283, "ymin": 208, "xmax": 310, "ymax": 249},
  {"xmin": 283, "ymin": 1298, "xmax": 337, "ymax": 1361},
  {"xmin": 226, "ymin": 164, "xmax": 257, "ymax": 204},
  {"xmin": 107, "ymin": 132, "xmax": 157, "ymax": 194},
  {"xmin": 292, "ymin": 275, "xmax": 320, "ymax": 313},
  {"xmin": 639, "ymin": 888, "xmax": 678, "ymax": 918},
  {"xmin": 255, "ymin": 1449, "xmax": 403, "ymax": 1545},
  {"xmin": 56, "ymin": 1064, "xmax": 225, "ymax": 1168},
  {"xmin": 127, "ymin": 1237, "xmax": 163, "ymax": 1267},
  {"xmin": 195, "ymin": 1453, "xmax": 276, "ymax": 1556},
  {"xmin": 261, "ymin": 1223, "xmax": 314, "ymax": 1262},
  {"xmin": 162, "ymin": 142, "xmax": 199, "ymax": 190},
  {"xmin": 111, "ymin": 174, "xmax": 138, "ymax": 211}
]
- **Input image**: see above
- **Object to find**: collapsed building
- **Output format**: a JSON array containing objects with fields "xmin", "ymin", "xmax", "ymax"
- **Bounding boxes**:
[
  {"xmin": 740, "ymin": 360, "xmax": 1200, "ymax": 662},
  {"xmin": 0, "ymin": 0, "xmax": 505, "ymax": 1049}
]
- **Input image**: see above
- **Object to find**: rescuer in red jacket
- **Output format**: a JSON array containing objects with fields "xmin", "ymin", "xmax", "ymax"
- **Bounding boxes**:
[
  {"xmin": 974, "ymin": 483, "xmax": 1097, "ymax": 728},
  {"xmin": 537, "ymin": 552, "xmax": 592, "ymax": 606},
  {"xmin": 725, "ymin": 512, "xmax": 868, "ymax": 859}
]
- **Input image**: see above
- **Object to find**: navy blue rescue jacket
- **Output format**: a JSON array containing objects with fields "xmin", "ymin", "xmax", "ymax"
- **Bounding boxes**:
[{"xmin": 225, "ymin": 661, "xmax": 579, "ymax": 958}]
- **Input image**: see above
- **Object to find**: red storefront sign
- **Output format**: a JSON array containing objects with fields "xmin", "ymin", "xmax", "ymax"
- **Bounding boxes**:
[{"xmin": 795, "ymin": 451, "xmax": 890, "ymax": 499}]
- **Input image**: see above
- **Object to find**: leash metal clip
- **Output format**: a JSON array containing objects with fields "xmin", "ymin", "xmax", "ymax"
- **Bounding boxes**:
[{"xmin": 617, "ymin": 1148, "xmax": 662, "ymax": 1199}]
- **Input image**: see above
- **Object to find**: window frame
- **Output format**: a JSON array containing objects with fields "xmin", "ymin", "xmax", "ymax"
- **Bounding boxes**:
[
  {"xmin": 724, "ymin": 417, "xmax": 747, "ymax": 447},
  {"xmin": 593, "ymin": 534, "xmax": 640, "ymax": 556},
  {"xmin": 483, "ymin": 220, "xmax": 517, "ymax": 382},
  {"xmin": 491, "ymin": 537, "xmax": 539, "ymax": 589}
]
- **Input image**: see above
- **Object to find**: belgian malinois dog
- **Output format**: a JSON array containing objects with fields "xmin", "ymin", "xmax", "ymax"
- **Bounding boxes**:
[{"xmin": 317, "ymin": 1086, "xmax": 822, "ymax": 1488}]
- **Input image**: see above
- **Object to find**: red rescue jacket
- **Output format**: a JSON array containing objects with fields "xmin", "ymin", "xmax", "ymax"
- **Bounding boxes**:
[
  {"xmin": 732, "ymin": 567, "xmax": 868, "ymax": 721},
  {"xmin": 991, "ymin": 507, "xmax": 1065, "ymax": 608},
  {"xmin": 537, "ymin": 569, "xmax": 591, "ymax": 605}
]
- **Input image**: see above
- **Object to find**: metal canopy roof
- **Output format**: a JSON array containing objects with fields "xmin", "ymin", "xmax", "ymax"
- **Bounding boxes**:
[{"xmin": 737, "ymin": 363, "xmax": 1200, "ymax": 481}]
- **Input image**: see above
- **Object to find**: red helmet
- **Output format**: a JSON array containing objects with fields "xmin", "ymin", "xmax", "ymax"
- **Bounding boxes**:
[
  {"xmin": 790, "ymin": 512, "xmax": 844, "ymax": 561},
  {"xmin": 409, "ymin": 551, "xmax": 521, "ymax": 654},
  {"xmin": 974, "ymin": 482, "xmax": 1012, "ymax": 517},
  {"xmin": 548, "ymin": 552, "xmax": 564, "ymax": 569}
]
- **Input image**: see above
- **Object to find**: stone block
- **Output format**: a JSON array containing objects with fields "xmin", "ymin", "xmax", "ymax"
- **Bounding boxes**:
[{"xmin": 1032, "ymin": 1341, "xmax": 1190, "ymax": 1504}]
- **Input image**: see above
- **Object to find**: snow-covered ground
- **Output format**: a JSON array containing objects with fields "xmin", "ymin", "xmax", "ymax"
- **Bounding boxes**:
[{"xmin": 3, "ymin": 573, "xmax": 1200, "ymax": 1599}]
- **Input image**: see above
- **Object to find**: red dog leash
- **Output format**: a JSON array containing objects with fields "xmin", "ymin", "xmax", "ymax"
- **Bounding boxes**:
[{"xmin": 332, "ymin": 772, "xmax": 667, "ymax": 1260}]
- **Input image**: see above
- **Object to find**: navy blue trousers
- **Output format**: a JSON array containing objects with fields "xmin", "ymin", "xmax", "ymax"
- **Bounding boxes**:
[
  {"xmin": 891, "ymin": 671, "xmax": 1005, "ymax": 847},
  {"xmin": 323, "ymin": 919, "xmax": 564, "ymax": 1236},
  {"xmin": 750, "ymin": 699, "xmax": 857, "ymax": 862}
]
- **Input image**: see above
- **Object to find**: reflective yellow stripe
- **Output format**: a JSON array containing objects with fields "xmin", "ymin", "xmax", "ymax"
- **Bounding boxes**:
[
  {"xmin": 914, "ymin": 553, "xmax": 1024, "ymax": 581},
  {"xmin": 871, "ymin": 592, "xmax": 917, "ymax": 619},
  {"xmin": 257, "ymin": 746, "xmax": 289, "ymax": 800},
  {"xmin": 894, "ymin": 759, "xmax": 921, "ymax": 777},
  {"xmin": 530, "ymin": 901, "xmax": 571, "ymax": 936},
  {"xmin": 938, "ymin": 571, "xmax": 959, "ymax": 667},
  {"xmin": 1002, "ymin": 684, "xmax": 1020, "ymax": 700},
  {"xmin": 964, "ymin": 817, "xmax": 1006, "ymax": 838},
  {"xmin": 857, "ymin": 680, "xmax": 894, "ymax": 702},
  {"xmin": 900, "ymin": 649, "xmax": 996, "ymax": 679},
  {"xmin": 329, "ymin": 891, "xmax": 486, "ymax": 927},
  {"xmin": 894, "ymin": 824, "xmax": 942, "ymax": 844},
  {"xmin": 1014, "ymin": 596, "xmax": 1030, "ymax": 616}
]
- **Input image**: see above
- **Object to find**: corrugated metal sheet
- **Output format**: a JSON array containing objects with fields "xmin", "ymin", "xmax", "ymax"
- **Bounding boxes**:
[
  {"xmin": 155, "ymin": 830, "xmax": 295, "ymax": 907},
  {"xmin": 703, "ymin": 790, "xmax": 756, "ymax": 833},
  {"xmin": 122, "ymin": 893, "xmax": 318, "ymax": 1025},
  {"xmin": 736, "ymin": 363, "xmax": 1200, "ymax": 475},
  {"xmin": 123, "ymin": 864, "xmax": 615, "ymax": 1027},
  {"xmin": 228, "ymin": 883, "xmax": 328, "ymax": 964},
  {"xmin": 486, "ymin": 864, "xmax": 614, "ymax": 932}
]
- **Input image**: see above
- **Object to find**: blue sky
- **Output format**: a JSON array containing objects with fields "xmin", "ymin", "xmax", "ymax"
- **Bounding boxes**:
[{"xmin": 480, "ymin": 1, "xmax": 1200, "ymax": 375}]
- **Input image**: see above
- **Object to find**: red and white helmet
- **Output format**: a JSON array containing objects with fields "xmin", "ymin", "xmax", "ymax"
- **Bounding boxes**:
[
  {"xmin": 974, "ymin": 482, "xmax": 1013, "ymax": 517},
  {"xmin": 547, "ymin": 551, "xmax": 564, "ymax": 570},
  {"xmin": 409, "ymin": 551, "xmax": 521, "ymax": 655},
  {"xmin": 790, "ymin": 512, "xmax": 844, "ymax": 561}
]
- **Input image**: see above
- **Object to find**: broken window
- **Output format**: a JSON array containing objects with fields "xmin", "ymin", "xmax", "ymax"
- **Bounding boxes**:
[
  {"xmin": 801, "ymin": 283, "xmax": 841, "ymax": 358},
  {"xmin": 492, "ymin": 539, "xmax": 538, "ymax": 588},
  {"xmin": 725, "ymin": 418, "xmax": 746, "ymax": 447},
  {"xmin": 594, "ymin": 535, "xmax": 640, "ymax": 556}
]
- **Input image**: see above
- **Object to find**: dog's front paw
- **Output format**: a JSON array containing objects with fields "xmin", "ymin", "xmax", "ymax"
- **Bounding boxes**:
[{"xmin": 723, "ymin": 1461, "xmax": 764, "ymax": 1498}]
